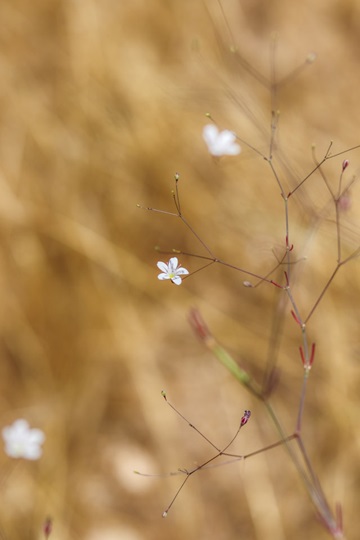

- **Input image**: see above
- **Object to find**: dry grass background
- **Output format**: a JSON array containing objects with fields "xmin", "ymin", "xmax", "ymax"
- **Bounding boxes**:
[{"xmin": 0, "ymin": 1, "xmax": 359, "ymax": 539}]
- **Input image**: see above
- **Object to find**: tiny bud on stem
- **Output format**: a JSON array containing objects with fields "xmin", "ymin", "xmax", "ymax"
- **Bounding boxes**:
[
  {"xmin": 309, "ymin": 342, "xmax": 316, "ymax": 367},
  {"xmin": 285, "ymin": 234, "xmax": 294, "ymax": 251},
  {"xmin": 271, "ymin": 280, "xmax": 283, "ymax": 289},
  {"xmin": 291, "ymin": 310, "xmax": 301, "ymax": 325},
  {"xmin": 299, "ymin": 343, "xmax": 316, "ymax": 371},
  {"xmin": 241, "ymin": 410, "xmax": 251, "ymax": 426}
]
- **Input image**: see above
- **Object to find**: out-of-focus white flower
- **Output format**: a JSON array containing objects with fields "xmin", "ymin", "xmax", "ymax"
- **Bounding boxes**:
[
  {"xmin": 202, "ymin": 124, "xmax": 241, "ymax": 157},
  {"xmin": 157, "ymin": 257, "xmax": 189, "ymax": 285},
  {"xmin": 2, "ymin": 419, "xmax": 45, "ymax": 460}
]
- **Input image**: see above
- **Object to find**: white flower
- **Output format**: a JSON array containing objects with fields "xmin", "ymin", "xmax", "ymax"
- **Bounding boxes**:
[
  {"xmin": 203, "ymin": 124, "xmax": 241, "ymax": 157},
  {"xmin": 157, "ymin": 257, "xmax": 189, "ymax": 285},
  {"xmin": 2, "ymin": 419, "xmax": 45, "ymax": 460}
]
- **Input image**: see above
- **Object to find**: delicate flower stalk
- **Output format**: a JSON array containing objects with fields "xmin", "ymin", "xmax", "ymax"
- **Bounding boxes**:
[
  {"xmin": 140, "ymin": 45, "xmax": 360, "ymax": 537},
  {"xmin": 188, "ymin": 310, "xmax": 342, "ymax": 537},
  {"xmin": 157, "ymin": 392, "xmax": 252, "ymax": 518}
]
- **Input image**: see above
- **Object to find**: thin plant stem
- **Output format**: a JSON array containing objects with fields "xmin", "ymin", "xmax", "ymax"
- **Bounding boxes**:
[
  {"xmin": 160, "ymin": 393, "xmax": 252, "ymax": 517},
  {"xmin": 296, "ymin": 373, "xmax": 309, "ymax": 433},
  {"xmin": 277, "ymin": 53, "xmax": 317, "ymax": 87},
  {"xmin": 304, "ymin": 265, "xmax": 339, "ymax": 324},
  {"xmin": 140, "ymin": 38, "xmax": 360, "ymax": 537}
]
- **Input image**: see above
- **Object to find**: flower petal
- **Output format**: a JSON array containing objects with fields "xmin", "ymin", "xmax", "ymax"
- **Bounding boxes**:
[
  {"xmin": 157, "ymin": 261, "xmax": 169, "ymax": 272},
  {"xmin": 28, "ymin": 429, "xmax": 45, "ymax": 445},
  {"xmin": 175, "ymin": 267, "xmax": 189, "ymax": 276},
  {"xmin": 168, "ymin": 257, "xmax": 179, "ymax": 271},
  {"xmin": 218, "ymin": 130, "xmax": 236, "ymax": 146},
  {"xmin": 203, "ymin": 124, "xmax": 219, "ymax": 145},
  {"xmin": 23, "ymin": 445, "xmax": 43, "ymax": 460},
  {"xmin": 216, "ymin": 131, "xmax": 239, "ymax": 155},
  {"xmin": 171, "ymin": 275, "xmax": 182, "ymax": 285}
]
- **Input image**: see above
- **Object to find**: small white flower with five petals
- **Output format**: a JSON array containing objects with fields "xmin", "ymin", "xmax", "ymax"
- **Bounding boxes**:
[
  {"xmin": 2, "ymin": 419, "xmax": 45, "ymax": 460},
  {"xmin": 203, "ymin": 124, "xmax": 241, "ymax": 157},
  {"xmin": 157, "ymin": 257, "xmax": 189, "ymax": 285}
]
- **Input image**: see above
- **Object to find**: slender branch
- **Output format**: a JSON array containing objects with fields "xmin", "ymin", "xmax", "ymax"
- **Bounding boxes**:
[{"xmin": 304, "ymin": 265, "xmax": 339, "ymax": 324}]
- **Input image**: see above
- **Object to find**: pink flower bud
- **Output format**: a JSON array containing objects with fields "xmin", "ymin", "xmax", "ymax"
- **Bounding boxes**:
[
  {"xmin": 241, "ymin": 410, "xmax": 251, "ymax": 426},
  {"xmin": 342, "ymin": 159, "xmax": 349, "ymax": 171}
]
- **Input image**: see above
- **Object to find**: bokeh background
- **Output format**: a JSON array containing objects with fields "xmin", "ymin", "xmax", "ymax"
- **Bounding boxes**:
[{"xmin": 0, "ymin": 1, "xmax": 359, "ymax": 539}]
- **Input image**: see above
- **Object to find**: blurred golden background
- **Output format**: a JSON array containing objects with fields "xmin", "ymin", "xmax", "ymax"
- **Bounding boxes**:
[{"xmin": 0, "ymin": 1, "xmax": 359, "ymax": 539}]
